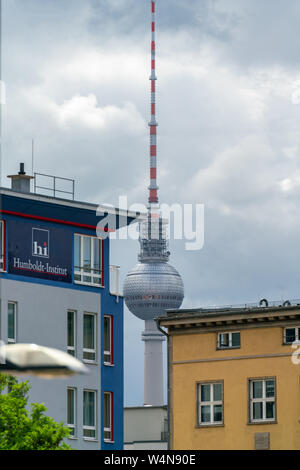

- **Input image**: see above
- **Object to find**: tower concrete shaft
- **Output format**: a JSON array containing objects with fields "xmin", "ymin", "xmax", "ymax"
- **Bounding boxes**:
[{"xmin": 142, "ymin": 320, "xmax": 165, "ymax": 406}]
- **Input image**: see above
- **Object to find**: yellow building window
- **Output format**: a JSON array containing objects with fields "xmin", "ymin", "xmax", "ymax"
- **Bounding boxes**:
[
  {"xmin": 197, "ymin": 382, "xmax": 223, "ymax": 426},
  {"xmin": 217, "ymin": 331, "xmax": 240, "ymax": 349},
  {"xmin": 249, "ymin": 378, "xmax": 276, "ymax": 424}
]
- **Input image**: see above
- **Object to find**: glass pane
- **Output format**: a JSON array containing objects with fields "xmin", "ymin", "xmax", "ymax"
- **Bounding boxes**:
[
  {"xmin": 213, "ymin": 383, "xmax": 222, "ymax": 402},
  {"xmin": 252, "ymin": 381, "xmax": 263, "ymax": 399},
  {"xmin": 104, "ymin": 317, "xmax": 111, "ymax": 354},
  {"xmin": 220, "ymin": 333, "xmax": 229, "ymax": 347},
  {"xmin": 83, "ymin": 391, "xmax": 95, "ymax": 427},
  {"xmin": 200, "ymin": 405, "xmax": 211, "ymax": 423},
  {"xmin": 0, "ymin": 221, "xmax": 2, "ymax": 255},
  {"xmin": 83, "ymin": 351, "xmax": 96, "ymax": 361},
  {"xmin": 68, "ymin": 427, "xmax": 75, "ymax": 437},
  {"xmin": 83, "ymin": 428, "xmax": 96, "ymax": 438},
  {"xmin": 285, "ymin": 328, "xmax": 296, "ymax": 343},
  {"xmin": 253, "ymin": 402, "xmax": 263, "ymax": 420},
  {"xmin": 266, "ymin": 380, "xmax": 275, "ymax": 398},
  {"xmin": 104, "ymin": 393, "xmax": 111, "ymax": 429},
  {"xmin": 232, "ymin": 332, "xmax": 240, "ymax": 347},
  {"xmin": 266, "ymin": 401, "xmax": 275, "ymax": 419},
  {"xmin": 8, "ymin": 303, "xmax": 15, "ymax": 340},
  {"xmin": 68, "ymin": 311, "xmax": 75, "ymax": 348},
  {"xmin": 104, "ymin": 352, "xmax": 111, "ymax": 363},
  {"xmin": 83, "ymin": 237, "xmax": 91, "ymax": 272},
  {"xmin": 67, "ymin": 389, "xmax": 75, "ymax": 425},
  {"xmin": 68, "ymin": 349, "xmax": 75, "ymax": 357},
  {"xmin": 84, "ymin": 315, "xmax": 95, "ymax": 350},
  {"xmin": 104, "ymin": 430, "xmax": 111, "ymax": 440},
  {"xmin": 201, "ymin": 384, "xmax": 210, "ymax": 402},
  {"xmin": 214, "ymin": 405, "xmax": 223, "ymax": 423},
  {"xmin": 74, "ymin": 235, "xmax": 81, "ymax": 268},
  {"xmin": 93, "ymin": 238, "xmax": 101, "ymax": 272}
]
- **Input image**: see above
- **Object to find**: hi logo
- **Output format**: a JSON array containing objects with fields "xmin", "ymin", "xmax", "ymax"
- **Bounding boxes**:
[{"xmin": 32, "ymin": 228, "xmax": 50, "ymax": 258}]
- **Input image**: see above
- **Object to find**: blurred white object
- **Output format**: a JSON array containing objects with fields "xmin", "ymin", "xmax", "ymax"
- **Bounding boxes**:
[{"xmin": 0, "ymin": 343, "xmax": 89, "ymax": 379}]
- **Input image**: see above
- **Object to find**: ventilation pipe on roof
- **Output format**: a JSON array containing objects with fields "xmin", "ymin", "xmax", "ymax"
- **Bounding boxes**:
[{"xmin": 7, "ymin": 163, "xmax": 34, "ymax": 194}]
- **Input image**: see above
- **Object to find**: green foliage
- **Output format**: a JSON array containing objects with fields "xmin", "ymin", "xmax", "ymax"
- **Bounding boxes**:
[{"xmin": 0, "ymin": 374, "xmax": 72, "ymax": 450}]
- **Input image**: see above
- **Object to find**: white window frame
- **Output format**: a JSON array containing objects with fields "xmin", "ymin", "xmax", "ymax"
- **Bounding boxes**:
[
  {"xmin": 83, "ymin": 313, "xmax": 97, "ymax": 363},
  {"xmin": 104, "ymin": 391, "xmax": 113, "ymax": 442},
  {"xmin": 0, "ymin": 220, "xmax": 5, "ymax": 272},
  {"xmin": 283, "ymin": 326, "xmax": 300, "ymax": 344},
  {"xmin": 197, "ymin": 382, "xmax": 223, "ymax": 426},
  {"xmin": 67, "ymin": 388, "xmax": 77, "ymax": 438},
  {"xmin": 217, "ymin": 331, "xmax": 240, "ymax": 349},
  {"xmin": 7, "ymin": 302, "xmax": 17, "ymax": 344},
  {"xmin": 249, "ymin": 378, "xmax": 276, "ymax": 424},
  {"xmin": 83, "ymin": 390, "xmax": 97, "ymax": 440},
  {"xmin": 67, "ymin": 310, "xmax": 76, "ymax": 357},
  {"xmin": 104, "ymin": 315, "xmax": 113, "ymax": 366},
  {"xmin": 74, "ymin": 234, "xmax": 102, "ymax": 287}
]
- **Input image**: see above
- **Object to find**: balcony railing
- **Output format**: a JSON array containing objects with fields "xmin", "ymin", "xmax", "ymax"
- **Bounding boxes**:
[{"xmin": 110, "ymin": 265, "xmax": 121, "ymax": 297}]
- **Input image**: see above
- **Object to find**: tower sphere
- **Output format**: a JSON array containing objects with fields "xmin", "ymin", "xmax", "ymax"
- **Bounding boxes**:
[{"xmin": 124, "ymin": 261, "xmax": 184, "ymax": 321}]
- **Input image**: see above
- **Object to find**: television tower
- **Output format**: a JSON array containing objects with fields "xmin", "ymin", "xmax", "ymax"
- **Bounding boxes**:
[{"xmin": 123, "ymin": 0, "xmax": 184, "ymax": 407}]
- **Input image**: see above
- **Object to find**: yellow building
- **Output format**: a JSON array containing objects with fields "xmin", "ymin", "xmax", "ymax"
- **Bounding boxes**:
[{"xmin": 156, "ymin": 302, "xmax": 300, "ymax": 450}]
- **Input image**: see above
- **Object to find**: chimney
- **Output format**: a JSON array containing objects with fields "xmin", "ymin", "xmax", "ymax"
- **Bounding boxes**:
[{"xmin": 8, "ymin": 163, "xmax": 34, "ymax": 193}]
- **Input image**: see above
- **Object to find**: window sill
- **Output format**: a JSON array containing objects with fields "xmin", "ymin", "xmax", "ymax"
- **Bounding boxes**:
[
  {"xmin": 195, "ymin": 423, "xmax": 224, "ymax": 429},
  {"xmin": 83, "ymin": 438, "xmax": 99, "ymax": 442},
  {"xmin": 74, "ymin": 280, "xmax": 104, "ymax": 289},
  {"xmin": 216, "ymin": 346, "xmax": 241, "ymax": 351},
  {"xmin": 104, "ymin": 439, "xmax": 115, "ymax": 444},
  {"xmin": 104, "ymin": 362, "xmax": 114, "ymax": 367},
  {"xmin": 83, "ymin": 360, "xmax": 98, "ymax": 366},
  {"xmin": 248, "ymin": 420, "xmax": 277, "ymax": 426}
]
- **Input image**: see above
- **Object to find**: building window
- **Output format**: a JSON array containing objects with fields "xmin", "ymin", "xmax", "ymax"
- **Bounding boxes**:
[
  {"xmin": 83, "ymin": 390, "xmax": 97, "ymax": 440},
  {"xmin": 0, "ymin": 220, "xmax": 5, "ymax": 271},
  {"xmin": 67, "ymin": 310, "xmax": 76, "ymax": 356},
  {"xmin": 217, "ymin": 331, "xmax": 240, "ymax": 349},
  {"xmin": 104, "ymin": 316, "xmax": 113, "ymax": 365},
  {"xmin": 283, "ymin": 327, "xmax": 300, "ymax": 344},
  {"xmin": 74, "ymin": 234, "xmax": 102, "ymax": 287},
  {"xmin": 67, "ymin": 388, "xmax": 76, "ymax": 437},
  {"xmin": 7, "ymin": 302, "xmax": 17, "ymax": 344},
  {"xmin": 83, "ymin": 313, "xmax": 96, "ymax": 363},
  {"xmin": 249, "ymin": 378, "xmax": 276, "ymax": 423},
  {"xmin": 104, "ymin": 391, "xmax": 113, "ymax": 442},
  {"xmin": 197, "ymin": 382, "xmax": 223, "ymax": 426}
]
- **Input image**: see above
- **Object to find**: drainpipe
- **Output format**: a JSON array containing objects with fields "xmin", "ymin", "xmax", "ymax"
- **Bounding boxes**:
[{"xmin": 155, "ymin": 318, "xmax": 171, "ymax": 451}]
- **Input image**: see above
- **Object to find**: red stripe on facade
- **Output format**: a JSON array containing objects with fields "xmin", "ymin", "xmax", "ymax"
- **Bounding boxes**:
[
  {"xmin": 0, "ymin": 210, "xmax": 115, "ymax": 233},
  {"xmin": 13, "ymin": 266, "xmax": 68, "ymax": 277}
]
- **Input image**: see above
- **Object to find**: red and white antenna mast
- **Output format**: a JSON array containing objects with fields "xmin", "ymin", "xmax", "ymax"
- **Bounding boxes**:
[{"xmin": 148, "ymin": 0, "xmax": 159, "ymax": 207}]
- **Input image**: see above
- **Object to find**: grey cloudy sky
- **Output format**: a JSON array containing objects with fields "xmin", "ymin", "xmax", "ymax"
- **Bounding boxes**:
[{"xmin": 2, "ymin": 0, "xmax": 300, "ymax": 406}]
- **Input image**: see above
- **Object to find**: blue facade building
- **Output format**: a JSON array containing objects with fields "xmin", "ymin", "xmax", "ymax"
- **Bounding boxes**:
[{"xmin": 0, "ymin": 167, "xmax": 140, "ymax": 450}]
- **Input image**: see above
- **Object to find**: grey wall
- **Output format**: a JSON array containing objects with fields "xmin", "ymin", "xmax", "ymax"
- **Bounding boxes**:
[
  {"xmin": 124, "ymin": 406, "xmax": 168, "ymax": 450},
  {"xmin": 0, "ymin": 278, "xmax": 102, "ymax": 450}
]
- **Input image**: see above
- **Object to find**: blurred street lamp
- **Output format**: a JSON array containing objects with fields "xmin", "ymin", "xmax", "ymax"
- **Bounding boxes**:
[{"xmin": 0, "ymin": 343, "xmax": 89, "ymax": 379}]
